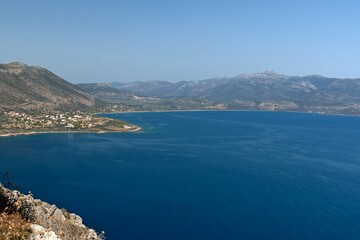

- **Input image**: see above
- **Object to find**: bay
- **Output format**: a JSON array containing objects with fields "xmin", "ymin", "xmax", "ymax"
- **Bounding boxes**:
[{"xmin": 1, "ymin": 111, "xmax": 360, "ymax": 239}]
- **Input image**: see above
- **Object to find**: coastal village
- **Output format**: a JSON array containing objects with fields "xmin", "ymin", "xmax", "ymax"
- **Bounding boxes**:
[
  {"xmin": 1, "ymin": 111, "xmax": 95, "ymax": 129},
  {"xmin": 0, "ymin": 111, "xmax": 139, "ymax": 136}
]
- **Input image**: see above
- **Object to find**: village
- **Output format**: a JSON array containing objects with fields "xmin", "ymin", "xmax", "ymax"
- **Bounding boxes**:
[
  {"xmin": 0, "ymin": 110, "xmax": 141, "ymax": 134},
  {"xmin": 0, "ymin": 111, "xmax": 98, "ymax": 130}
]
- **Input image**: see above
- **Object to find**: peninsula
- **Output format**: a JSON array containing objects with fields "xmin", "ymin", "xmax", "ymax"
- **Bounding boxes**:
[{"xmin": 0, "ymin": 110, "xmax": 140, "ymax": 137}]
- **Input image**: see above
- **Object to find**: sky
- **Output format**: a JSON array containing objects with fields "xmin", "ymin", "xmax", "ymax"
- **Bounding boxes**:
[{"xmin": 1, "ymin": 0, "xmax": 360, "ymax": 83}]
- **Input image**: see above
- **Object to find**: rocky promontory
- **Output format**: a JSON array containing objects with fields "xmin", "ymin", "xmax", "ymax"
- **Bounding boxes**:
[{"xmin": 0, "ymin": 186, "xmax": 104, "ymax": 240}]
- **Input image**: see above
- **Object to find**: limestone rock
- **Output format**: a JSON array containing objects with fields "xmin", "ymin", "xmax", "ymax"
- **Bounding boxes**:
[
  {"xmin": 30, "ymin": 224, "xmax": 62, "ymax": 240},
  {"xmin": 52, "ymin": 209, "xmax": 65, "ymax": 222},
  {"xmin": 69, "ymin": 213, "xmax": 83, "ymax": 225}
]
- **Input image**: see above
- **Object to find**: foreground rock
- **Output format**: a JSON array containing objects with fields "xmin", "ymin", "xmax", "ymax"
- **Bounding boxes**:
[{"xmin": 0, "ymin": 186, "xmax": 104, "ymax": 240}]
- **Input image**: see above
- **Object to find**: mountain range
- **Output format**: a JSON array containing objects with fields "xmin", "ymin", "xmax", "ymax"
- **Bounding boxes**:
[
  {"xmin": 2, "ymin": 61, "xmax": 360, "ymax": 115},
  {"xmin": 106, "ymin": 71, "xmax": 360, "ymax": 114},
  {"xmin": 111, "ymin": 71, "xmax": 360, "ymax": 103}
]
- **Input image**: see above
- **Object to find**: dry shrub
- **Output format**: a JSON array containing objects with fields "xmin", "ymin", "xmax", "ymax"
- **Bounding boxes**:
[
  {"xmin": 53, "ymin": 219, "xmax": 91, "ymax": 240},
  {"xmin": 0, "ymin": 212, "xmax": 32, "ymax": 240},
  {"xmin": 35, "ymin": 216, "xmax": 101, "ymax": 240}
]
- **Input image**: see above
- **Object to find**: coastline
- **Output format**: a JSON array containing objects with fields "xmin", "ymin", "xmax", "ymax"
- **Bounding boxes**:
[
  {"xmin": 100, "ymin": 108, "xmax": 360, "ymax": 118},
  {"xmin": 100, "ymin": 109, "xmax": 211, "ymax": 115},
  {"xmin": 0, "ymin": 126, "xmax": 141, "ymax": 138}
]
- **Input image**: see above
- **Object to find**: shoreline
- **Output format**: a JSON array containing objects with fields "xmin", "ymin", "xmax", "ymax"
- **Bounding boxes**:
[
  {"xmin": 100, "ymin": 109, "xmax": 211, "ymax": 115},
  {"xmin": 0, "ymin": 126, "xmax": 141, "ymax": 138},
  {"xmin": 99, "ymin": 108, "xmax": 360, "ymax": 118}
]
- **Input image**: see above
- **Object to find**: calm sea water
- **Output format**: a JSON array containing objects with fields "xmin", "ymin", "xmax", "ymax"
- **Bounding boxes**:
[{"xmin": 1, "ymin": 111, "xmax": 360, "ymax": 240}]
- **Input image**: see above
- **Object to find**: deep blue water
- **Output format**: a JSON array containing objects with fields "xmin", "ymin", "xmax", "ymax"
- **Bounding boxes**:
[{"xmin": 1, "ymin": 111, "xmax": 360, "ymax": 240}]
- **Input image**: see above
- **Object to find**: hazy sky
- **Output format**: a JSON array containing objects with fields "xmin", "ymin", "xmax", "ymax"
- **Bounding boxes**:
[{"xmin": 1, "ymin": 0, "xmax": 360, "ymax": 83}]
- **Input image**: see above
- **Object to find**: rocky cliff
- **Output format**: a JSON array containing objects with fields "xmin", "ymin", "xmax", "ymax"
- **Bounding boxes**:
[{"xmin": 0, "ymin": 186, "xmax": 103, "ymax": 240}]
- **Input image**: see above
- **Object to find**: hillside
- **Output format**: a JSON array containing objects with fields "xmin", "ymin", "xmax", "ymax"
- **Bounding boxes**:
[
  {"xmin": 0, "ymin": 62, "xmax": 103, "ymax": 113},
  {"xmin": 111, "ymin": 72, "xmax": 360, "ymax": 115}
]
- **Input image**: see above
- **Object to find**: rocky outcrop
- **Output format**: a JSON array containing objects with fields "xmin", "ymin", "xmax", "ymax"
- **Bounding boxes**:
[{"xmin": 0, "ymin": 186, "xmax": 103, "ymax": 240}]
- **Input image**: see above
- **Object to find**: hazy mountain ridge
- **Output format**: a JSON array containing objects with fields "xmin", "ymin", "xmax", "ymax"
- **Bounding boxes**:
[
  {"xmin": 76, "ymin": 83, "xmax": 140, "ymax": 103},
  {"xmin": 112, "ymin": 72, "xmax": 356, "ymax": 100},
  {"xmin": 104, "ymin": 72, "xmax": 360, "ymax": 114},
  {"xmin": 76, "ymin": 82, "xmax": 224, "ymax": 112},
  {"xmin": 0, "ymin": 62, "xmax": 103, "ymax": 112}
]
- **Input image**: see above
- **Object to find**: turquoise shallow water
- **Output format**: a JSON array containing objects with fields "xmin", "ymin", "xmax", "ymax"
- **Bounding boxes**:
[{"xmin": 1, "ymin": 111, "xmax": 360, "ymax": 239}]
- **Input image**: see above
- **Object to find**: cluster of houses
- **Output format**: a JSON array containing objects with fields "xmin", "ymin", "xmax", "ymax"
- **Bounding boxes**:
[{"xmin": 1, "ymin": 111, "xmax": 97, "ymax": 129}]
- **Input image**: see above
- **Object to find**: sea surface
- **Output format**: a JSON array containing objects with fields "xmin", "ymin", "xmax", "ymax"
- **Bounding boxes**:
[{"xmin": 1, "ymin": 111, "xmax": 360, "ymax": 240}]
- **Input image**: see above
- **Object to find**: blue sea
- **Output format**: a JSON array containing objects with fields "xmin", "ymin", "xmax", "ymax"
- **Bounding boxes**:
[{"xmin": 1, "ymin": 111, "xmax": 360, "ymax": 240}]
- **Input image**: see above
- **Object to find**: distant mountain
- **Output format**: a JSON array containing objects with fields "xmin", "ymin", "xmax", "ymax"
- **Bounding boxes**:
[
  {"xmin": 109, "ymin": 82, "xmax": 125, "ymax": 89},
  {"xmin": 109, "ymin": 71, "xmax": 329, "ymax": 101},
  {"xmin": 77, "ymin": 83, "xmax": 141, "ymax": 103},
  {"xmin": 0, "ymin": 62, "xmax": 103, "ymax": 112},
  {"xmin": 110, "ymin": 71, "xmax": 360, "ymax": 115},
  {"xmin": 77, "ymin": 82, "xmax": 226, "ymax": 112},
  {"xmin": 207, "ymin": 73, "xmax": 360, "ymax": 106},
  {"xmin": 111, "ymin": 72, "xmax": 295, "ymax": 98},
  {"xmin": 110, "ymin": 78, "xmax": 232, "ymax": 98}
]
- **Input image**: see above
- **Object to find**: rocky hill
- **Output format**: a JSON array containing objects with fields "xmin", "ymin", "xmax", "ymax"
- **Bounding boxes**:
[
  {"xmin": 0, "ymin": 62, "xmax": 104, "ymax": 113},
  {"xmin": 111, "ymin": 71, "xmax": 360, "ymax": 115}
]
